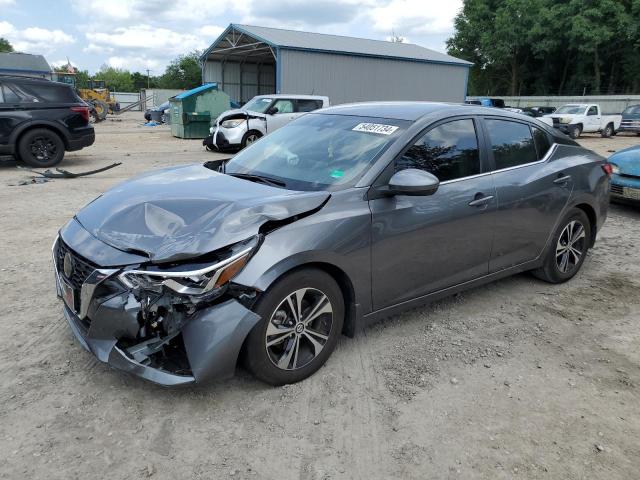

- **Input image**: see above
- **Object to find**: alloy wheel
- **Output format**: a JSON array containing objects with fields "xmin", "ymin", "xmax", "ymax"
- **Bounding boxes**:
[
  {"xmin": 265, "ymin": 288, "xmax": 333, "ymax": 371},
  {"xmin": 556, "ymin": 220, "xmax": 586, "ymax": 273},
  {"xmin": 246, "ymin": 134, "xmax": 258, "ymax": 145},
  {"xmin": 30, "ymin": 136, "xmax": 57, "ymax": 162}
]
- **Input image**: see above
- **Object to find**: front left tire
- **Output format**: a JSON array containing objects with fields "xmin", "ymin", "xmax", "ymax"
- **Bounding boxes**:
[{"xmin": 244, "ymin": 268, "xmax": 344, "ymax": 385}]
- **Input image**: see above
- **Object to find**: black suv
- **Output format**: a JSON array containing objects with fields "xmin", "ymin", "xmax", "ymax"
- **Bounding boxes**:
[{"xmin": 0, "ymin": 75, "xmax": 95, "ymax": 167}]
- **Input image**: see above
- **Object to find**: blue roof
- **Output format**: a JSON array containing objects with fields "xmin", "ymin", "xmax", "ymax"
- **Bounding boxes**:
[{"xmin": 174, "ymin": 83, "xmax": 218, "ymax": 99}]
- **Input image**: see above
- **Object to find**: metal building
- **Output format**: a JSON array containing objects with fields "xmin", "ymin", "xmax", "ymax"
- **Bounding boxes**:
[
  {"xmin": 0, "ymin": 52, "xmax": 51, "ymax": 78},
  {"xmin": 200, "ymin": 24, "xmax": 471, "ymax": 105}
]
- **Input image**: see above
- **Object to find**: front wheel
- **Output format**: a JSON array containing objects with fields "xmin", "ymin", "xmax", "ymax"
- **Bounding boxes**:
[
  {"xmin": 569, "ymin": 125, "xmax": 582, "ymax": 139},
  {"xmin": 244, "ymin": 269, "xmax": 344, "ymax": 385},
  {"xmin": 241, "ymin": 130, "xmax": 262, "ymax": 149},
  {"xmin": 533, "ymin": 208, "xmax": 591, "ymax": 283}
]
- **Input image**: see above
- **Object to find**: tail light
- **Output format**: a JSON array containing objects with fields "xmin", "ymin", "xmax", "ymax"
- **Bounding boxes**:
[
  {"xmin": 71, "ymin": 106, "xmax": 90, "ymax": 123},
  {"xmin": 601, "ymin": 163, "xmax": 613, "ymax": 176}
]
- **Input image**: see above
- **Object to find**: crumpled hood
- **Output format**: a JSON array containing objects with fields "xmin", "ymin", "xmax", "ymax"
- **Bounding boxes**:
[
  {"xmin": 215, "ymin": 108, "xmax": 266, "ymax": 123},
  {"xmin": 75, "ymin": 164, "xmax": 329, "ymax": 263},
  {"xmin": 609, "ymin": 145, "xmax": 640, "ymax": 175}
]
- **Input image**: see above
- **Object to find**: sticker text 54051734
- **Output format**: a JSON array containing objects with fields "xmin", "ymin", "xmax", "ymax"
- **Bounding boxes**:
[{"xmin": 352, "ymin": 123, "xmax": 399, "ymax": 135}]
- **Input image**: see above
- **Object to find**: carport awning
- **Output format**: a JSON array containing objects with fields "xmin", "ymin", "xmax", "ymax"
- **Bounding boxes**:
[{"xmin": 201, "ymin": 25, "xmax": 276, "ymax": 64}]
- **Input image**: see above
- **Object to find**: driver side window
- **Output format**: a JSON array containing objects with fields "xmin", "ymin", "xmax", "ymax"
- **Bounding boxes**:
[
  {"xmin": 395, "ymin": 119, "xmax": 481, "ymax": 182},
  {"xmin": 587, "ymin": 106, "xmax": 597, "ymax": 116},
  {"xmin": 271, "ymin": 99, "xmax": 294, "ymax": 114}
]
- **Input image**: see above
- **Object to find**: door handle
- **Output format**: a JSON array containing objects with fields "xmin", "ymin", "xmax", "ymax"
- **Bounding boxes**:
[
  {"xmin": 468, "ymin": 194, "xmax": 494, "ymax": 207},
  {"xmin": 553, "ymin": 174, "xmax": 572, "ymax": 185}
]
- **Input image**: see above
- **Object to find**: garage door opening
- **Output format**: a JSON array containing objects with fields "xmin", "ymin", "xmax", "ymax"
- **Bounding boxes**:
[{"xmin": 201, "ymin": 25, "xmax": 277, "ymax": 104}]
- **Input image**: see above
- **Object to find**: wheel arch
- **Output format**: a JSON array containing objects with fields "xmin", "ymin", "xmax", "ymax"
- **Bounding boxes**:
[
  {"xmin": 573, "ymin": 202, "xmax": 597, "ymax": 247},
  {"xmin": 248, "ymin": 260, "xmax": 360, "ymax": 338},
  {"xmin": 12, "ymin": 121, "xmax": 70, "ymax": 150}
]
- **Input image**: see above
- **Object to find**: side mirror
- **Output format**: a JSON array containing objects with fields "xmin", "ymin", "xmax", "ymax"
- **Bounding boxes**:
[
  {"xmin": 267, "ymin": 107, "xmax": 279, "ymax": 115},
  {"xmin": 387, "ymin": 169, "xmax": 440, "ymax": 196}
]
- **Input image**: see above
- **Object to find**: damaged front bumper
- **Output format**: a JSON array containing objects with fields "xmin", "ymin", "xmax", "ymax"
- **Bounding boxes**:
[{"xmin": 53, "ymin": 236, "xmax": 260, "ymax": 386}]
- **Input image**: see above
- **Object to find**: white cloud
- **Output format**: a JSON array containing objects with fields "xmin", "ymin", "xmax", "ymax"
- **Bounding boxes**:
[
  {"xmin": 0, "ymin": 21, "xmax": 75, "ymax": 53},
  {"xmin": 106, "ymin": 55, "xmax": 162, "ymax": 72},
  {"xmin": 0, "ymin": 0, "xmax": 15, "ymax": 6},
  {"xmin": 88, "ymin": 24, "xmax": 212, "ymax": 55},
  {"xmin": 368, "ymin": 0, "xmax": 462, "ymax": 38}
]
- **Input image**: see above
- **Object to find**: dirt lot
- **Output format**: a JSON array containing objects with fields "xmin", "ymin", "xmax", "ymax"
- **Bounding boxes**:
[{"xmin": 1, "ymin": 113, "xmax": 639, "ymax": 479}]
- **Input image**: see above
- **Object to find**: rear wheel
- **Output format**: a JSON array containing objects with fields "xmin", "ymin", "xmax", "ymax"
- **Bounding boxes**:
[
  {"xmin": 601, "ymin": 123, "xmax": 614, "ymax": 138},
  {"xmin": 533, "ymin": 208, "xmax": 591, "ymax": 283},
  {"xmin": 569, "ymin": 124, "xmax": 582, "ymax": 139},
  {"xmin": 18, "ymin": 128, "xmax": 65, "ymax": 167},
  {"xmin": 244, "ymin": 268, "xmax": 344, "ymax": 385}
]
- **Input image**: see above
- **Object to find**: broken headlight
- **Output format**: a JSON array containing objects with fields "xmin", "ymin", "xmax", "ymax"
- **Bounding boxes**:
[
  {"xmin": 119, "ymin": 238, "xmax": 258, "ymax": 297},
  {"xmin": 221, "ymin": 119, "xmax": 245, "ymax": 128}
]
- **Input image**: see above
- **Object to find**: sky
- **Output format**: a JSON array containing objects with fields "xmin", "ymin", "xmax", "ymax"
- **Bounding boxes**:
[{"xmin": 0, "ymin": 0, "xmax": 463, "ymax": 75}]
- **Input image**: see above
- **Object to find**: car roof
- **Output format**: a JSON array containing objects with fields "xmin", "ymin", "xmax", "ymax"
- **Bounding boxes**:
[
  {"xmin": 0, "ymin": 74, "xmax": 53, "ymax": 84},
  {"xmin": 317, "ymin": 101, "xmax": 556, "ymax": 122},
  {"xmin": 253, "ymin": 94, "xmax": 328, "ymax": 100}
]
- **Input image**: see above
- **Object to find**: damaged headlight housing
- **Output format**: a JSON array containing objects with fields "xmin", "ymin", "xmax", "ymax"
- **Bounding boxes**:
[
  {"xmin": 221, "ymin": 119, "xmax": 245, "ymax": 128},
  {"xmin": 119, "ymin": 237, "xmax": 258, "ymax": 297}
]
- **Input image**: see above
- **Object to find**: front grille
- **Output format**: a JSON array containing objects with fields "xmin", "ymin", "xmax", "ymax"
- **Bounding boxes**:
[
  {"xmin": 55, "ymin": 240, "xmax": 97, "ymax": 290},
  {"xmin": 610, "ymin": 184, "xmax": 624, "ymax": 195}
]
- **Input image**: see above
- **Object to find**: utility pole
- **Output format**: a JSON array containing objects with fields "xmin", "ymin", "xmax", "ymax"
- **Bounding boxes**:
[{"xmin": 146, "ymin": 69, "xmax": 151, "ymax": 89}]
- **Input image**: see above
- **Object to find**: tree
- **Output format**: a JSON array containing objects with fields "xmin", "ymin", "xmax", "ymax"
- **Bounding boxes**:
[
  {"xmin": 94, "ymin": 65, "xmax": 135, "ymax": 92},
  {"xmin": 0, "ymin": 37, "xmax": 13, "ymax": 53},
  {"xmin": 447, "ymin": 0, "xmax": 640, "ymax": 95},
  {"xmin": 158, "ymin": 51, "xmax": 202, "ymax": 90}
]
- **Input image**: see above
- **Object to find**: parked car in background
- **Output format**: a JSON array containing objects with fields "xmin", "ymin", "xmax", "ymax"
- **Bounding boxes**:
[
  {"xmin": 522, "ymin": 106, "xmax": 556, "ymax": 117},
  {"xmin": 465, "ymin": 97, "xmax": 506, "ymax": 108},
  {"xmin": 542, "ymin": 104, "xmax": 622, "ymax": 139},
  {"xmin": 609, "ymin": 145, "xmax": 640, "ymax": 204},
  {"xmin": 0, "ymin": 75, "xmax": 94, "ymax": 166},
  {"xmin": 619, "ymin": 104, "xmax": 640, "ymax": 135},
  {"xmin": 144, "ymin": 101, "xmax": 170, "ymax": 123},
  {"xmin": 203, "ymin": 94, "xmax": 329, "ymax": 150},
  {"xmin": 54, "ymin": 102, "xmax": 610, "ymax": 387}
]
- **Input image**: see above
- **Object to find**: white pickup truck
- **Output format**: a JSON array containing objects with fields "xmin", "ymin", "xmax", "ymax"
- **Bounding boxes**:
[{"xmin": 541, "ymin": 104, "xmax": 622, "ymax": 139}]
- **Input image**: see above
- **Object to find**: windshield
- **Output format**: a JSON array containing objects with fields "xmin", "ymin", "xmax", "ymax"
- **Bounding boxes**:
[
  {"xmin": 623, "ymin": 105, "xmax": 640, "ymax": 115},
  {"xmin": 556, "ymin": 105, "xmax": 587, "ymax": 114},
  {"xmin": 224, "ymin": 114, "xmax": 409, "ymax": 191},
  {"xmin": 242, "ymin": 97, "xmax": 274, "ymax": 113}
]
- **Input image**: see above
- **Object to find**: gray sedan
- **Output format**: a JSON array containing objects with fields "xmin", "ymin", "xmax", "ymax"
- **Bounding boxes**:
[{"xmin": 53, "ymin": 102, "xmax": 611, "ymax": 386}]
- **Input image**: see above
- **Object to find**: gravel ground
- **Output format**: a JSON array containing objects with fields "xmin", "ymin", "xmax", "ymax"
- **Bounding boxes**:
[{"xmin": 1, "ymin": 113, "xmax": 639, "ymax": 479}]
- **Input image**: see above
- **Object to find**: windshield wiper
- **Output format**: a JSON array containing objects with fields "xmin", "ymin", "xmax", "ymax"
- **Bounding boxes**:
[{"xmin": 228, "ymin": 172, "xmax": 286, "ymax": 188}]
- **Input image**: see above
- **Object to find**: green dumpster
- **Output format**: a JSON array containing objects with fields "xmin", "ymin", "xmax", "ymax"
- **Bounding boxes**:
[{"xmin": 170, "ymin": 83, "xmax": 230, "ymax": 139}]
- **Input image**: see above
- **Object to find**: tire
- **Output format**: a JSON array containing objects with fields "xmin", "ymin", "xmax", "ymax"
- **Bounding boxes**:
[
  {"xmin": 91, "ymin": 99, "xmax": 108, "ymax": 121},
  {"xmin": 569, "ymin": 124, "xmax": 582, "ymax": 139},
  {"xmin": 244, "ymin": 268, "xmax": 344, "ymax": 385},
  {"xmin": 601, "ymin": 123, "xmax": 614, "ymax": 138},
  {"xmin": 241, "ymin": 130, "xmax": 262, "ymax": 149},
  {"xmin": 532, "ymin": 208, "xmax": 591, "ymax": 284},
  {"xmin": 17, "ymin": 128, "xmax": 65, "ymax": 167}
]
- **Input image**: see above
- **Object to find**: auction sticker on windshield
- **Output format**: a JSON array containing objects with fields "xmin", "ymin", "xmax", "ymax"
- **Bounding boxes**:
[{"xmin": 352, "ymin": 123, "xmax": 399, "ymax": 135}]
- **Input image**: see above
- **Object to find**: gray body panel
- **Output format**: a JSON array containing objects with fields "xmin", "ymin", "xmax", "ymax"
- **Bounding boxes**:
[{"xmin": 54, "ymin": 103, "xmax": 609, "ymax": 386}]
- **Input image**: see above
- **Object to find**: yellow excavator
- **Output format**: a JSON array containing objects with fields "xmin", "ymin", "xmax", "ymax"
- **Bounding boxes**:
[
  {"xmin": 52, "ymin": 70, "xmax": 120, "ymax": 122},
  {"xmin": 76, "ymin": 79, "xmax": 120, "ymax": 122}
]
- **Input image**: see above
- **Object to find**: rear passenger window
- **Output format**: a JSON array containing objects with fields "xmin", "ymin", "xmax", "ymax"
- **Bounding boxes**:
[
  {"xmin": 19, "ymin": 83, "xmax": 78, "ymax": 103},
  {"xmin": 532, "ymin": 126, "xmax": 551, "ymax": 159},
  {"xmin": 396, "ymin": 119, "xmax": 480, "ymax": 182},
  {"xmin": 2, "ymin": 84, "xmax": 21, "ymax": 103},
  {"xmin": 485, "ymin": 119, "xmax": 537, "ymax": 170},
  {"xmin": 296, "ymin": 99, "xmax": 322, "ymax": 112}
]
